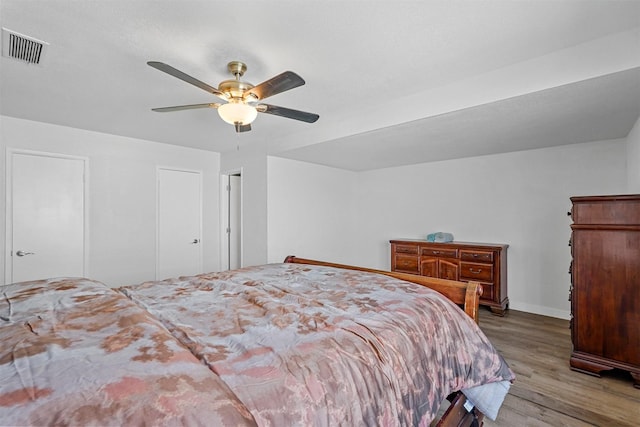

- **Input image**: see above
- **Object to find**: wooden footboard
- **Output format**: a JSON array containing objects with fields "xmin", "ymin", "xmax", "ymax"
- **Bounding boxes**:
[
  {"xmin": 283, "ymin": 256, "xmax": 483, "ymax": 324},
  {"xmin": 284, "ymin": 256, "xmax": 486, "ymax": 427}
]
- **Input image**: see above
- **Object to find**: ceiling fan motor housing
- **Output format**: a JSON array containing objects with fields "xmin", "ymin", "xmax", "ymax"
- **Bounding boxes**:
[
  {"xmin": 218, "ymin": 61, "xmax": 256, "ymax": 100},
  {"xmin": 218, "ymin": 79, "xmax": 254, "ymax": 100}
]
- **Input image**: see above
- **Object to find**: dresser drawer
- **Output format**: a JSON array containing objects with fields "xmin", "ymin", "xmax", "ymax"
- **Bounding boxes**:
[
  {"xmin": 459, "ymin": 262, "xmax": 494, "ymax": 282},
  {"xmin": 394, "ymin": 245, "xmax": 418, "ymax": 255},
  {"xmin": 460, "ymin": 250, "xmax": 493, "ymax": 263},
  {"xmin": 571, "ymin": 196, "xmax": 640, "ymax": 225},
  {"xmin": 394, "ymin": 255, "xmax": 419, "ymax": 273},
  {"xmin": 421, "ymin": 247, "xmax": 458, "ymax": 258}
]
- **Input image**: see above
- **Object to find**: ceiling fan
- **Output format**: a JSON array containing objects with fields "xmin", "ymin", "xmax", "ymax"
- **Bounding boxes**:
[{"xmin": 148, "ymin": 60, "xmax": 319, "ymax": 133}]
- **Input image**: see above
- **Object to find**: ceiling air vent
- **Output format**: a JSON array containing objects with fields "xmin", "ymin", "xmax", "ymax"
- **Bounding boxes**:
[{"xmin": 2, "ymin": 28, "xmax": 49, "ymax": 65}]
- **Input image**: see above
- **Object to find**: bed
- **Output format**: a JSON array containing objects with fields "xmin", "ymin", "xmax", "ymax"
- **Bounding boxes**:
[
  {"xmin": 0, "ymin": 277, "xmax": 257, "ymax": 426},
  {"xmin": 1, "ymin": 256, "xmax": 514, "ymax": 426}
]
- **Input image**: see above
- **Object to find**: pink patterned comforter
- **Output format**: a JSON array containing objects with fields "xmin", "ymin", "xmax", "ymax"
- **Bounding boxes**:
[
  {"xmin": 120, "ymin": 263, "xmax": 515, "ymax": 426},
  {"xmin": 0, "ymin": 278, "xmax": 257, "ymax": 426}
]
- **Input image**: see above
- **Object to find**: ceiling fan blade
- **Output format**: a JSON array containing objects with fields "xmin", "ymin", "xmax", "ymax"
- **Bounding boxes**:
[
  {"xmin": 151, "ymin": 103, "xmax": 221, "ymax": 112},
  {"xmin": 256, "ymin": 104, "xmax": 319, "ymax": 123},
  {"xmin": 245, "ymin": 71, "xmax": 305, "ymax": 101},
  {"xmin": 235, "ymin": 123, "xmax": 252, "ymax": 133},
  {"xmin": 147, "ymin": 61, "xmax": 228, "ymax": 101}
]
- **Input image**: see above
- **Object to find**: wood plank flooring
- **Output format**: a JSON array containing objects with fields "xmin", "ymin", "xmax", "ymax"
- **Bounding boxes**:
[{"xmin": 478, "ymin": 309, "xmax": 639, "ymax": 427}]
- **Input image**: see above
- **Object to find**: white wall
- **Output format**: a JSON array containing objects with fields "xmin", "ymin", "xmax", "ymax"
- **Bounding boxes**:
[
  {"xmin": 1, "ymin": 116, "xmax": 221, "ymax": 287},
  {"xmin": 267, "ymin": 156, "xmax": 358, "ymax": 264},
  {"xmin": 354, "ymin": 140, "xmax": 627, "ymax": 319},
  {"xmin": 264, "ymin": 139, "xmax": 628, "ymax": 319},
  {"xmin": 627, "ymin": 116, "xmax": 640, "ymax": 192}
]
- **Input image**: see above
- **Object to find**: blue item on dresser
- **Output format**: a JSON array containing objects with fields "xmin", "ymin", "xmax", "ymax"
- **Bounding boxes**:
[{"xmin": 426, "ymin": 232, "xmax": 454, "ymax": 243}]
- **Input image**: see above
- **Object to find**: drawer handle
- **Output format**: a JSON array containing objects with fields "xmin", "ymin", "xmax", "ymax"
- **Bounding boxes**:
[
  {"xmin": 469, "ymin": 268, "xmax": 482, "ymax": 274},
  {"xmin": 432, "ymin": 251, "xmax": 440, "ymax": 255}
]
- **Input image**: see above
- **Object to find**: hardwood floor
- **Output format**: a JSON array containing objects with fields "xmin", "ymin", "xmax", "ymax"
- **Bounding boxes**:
[{"xmin": 478, "ymin": 309, "xmax": 640, "ymax": 427}]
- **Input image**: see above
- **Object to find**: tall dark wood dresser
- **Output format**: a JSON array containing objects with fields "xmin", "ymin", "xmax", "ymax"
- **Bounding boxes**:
[{"xmin": 569, "ymin": 194, "xmax": 640, "ymax": 388}]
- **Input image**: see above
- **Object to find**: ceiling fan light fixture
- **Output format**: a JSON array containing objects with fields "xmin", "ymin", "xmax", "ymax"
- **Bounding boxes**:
[{"xmin": 217, "ymin": 100, "xmax": 257, "ymax": 126}]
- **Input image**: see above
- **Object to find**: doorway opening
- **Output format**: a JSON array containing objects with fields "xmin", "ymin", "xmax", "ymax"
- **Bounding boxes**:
[{"xmin": 220, "ymin": 171, "xmax": 242, "ymax": 270}]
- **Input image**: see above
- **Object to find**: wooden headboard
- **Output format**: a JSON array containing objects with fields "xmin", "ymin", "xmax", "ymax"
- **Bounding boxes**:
[{"xmin": 283, "ymin": 256, "xmax": 482, "ymax": 323}]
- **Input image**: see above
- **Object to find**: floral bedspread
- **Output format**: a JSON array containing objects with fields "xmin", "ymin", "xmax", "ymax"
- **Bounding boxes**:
[
  {"xmin": 0, "ymin": 278, "xmax": 257, "ymax": 426},
  {"xmin": 121, "ymin": 263, "xmax": 515, "ymax": 426}
]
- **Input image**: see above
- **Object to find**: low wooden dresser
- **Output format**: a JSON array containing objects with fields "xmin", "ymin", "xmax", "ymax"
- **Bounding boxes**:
[
  {"xmin": 390, "ymin": 239, "xmax": 508, "ymax": 315},
  {"xmin": 569, "ymin": 194, "xmax": 640, "ymax": 388}
]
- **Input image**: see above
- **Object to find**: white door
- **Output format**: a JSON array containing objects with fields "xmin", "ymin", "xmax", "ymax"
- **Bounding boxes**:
[
  {"xmin": 8, "ymin": 151, "xmax": 86, "ymax": 283},
  {"xmin": 157, "ymin": 168, "xmax": 202, "ymax": 280}
]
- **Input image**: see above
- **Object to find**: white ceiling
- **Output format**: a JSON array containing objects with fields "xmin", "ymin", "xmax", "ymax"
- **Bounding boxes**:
[{"xmin": 1, "ymin": 1, "xmax": 639, "ymax": 171}]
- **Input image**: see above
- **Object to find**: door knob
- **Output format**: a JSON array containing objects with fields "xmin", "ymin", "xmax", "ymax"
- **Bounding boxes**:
[
  {"xmin": 191, "ymin": 239, "xmax": 200, "ymax": 244},
  {"xmin": 16, "ymin": 250, "xmax": 35, "ymax": 257}
]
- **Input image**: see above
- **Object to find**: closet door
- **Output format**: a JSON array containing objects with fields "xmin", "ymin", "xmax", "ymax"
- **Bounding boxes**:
[
  {"xmin": 8, "ymin": 151, "xmax": 87, "ymax": 283},
  {"xmin": 157, "ymin": 168, "xmax": 202, "ymax": 280}
]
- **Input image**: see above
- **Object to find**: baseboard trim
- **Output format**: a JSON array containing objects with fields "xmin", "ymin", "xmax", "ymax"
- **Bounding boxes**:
[{"xmin": 509, "ymin": 301, "xmax": 570, "ymax": 320}]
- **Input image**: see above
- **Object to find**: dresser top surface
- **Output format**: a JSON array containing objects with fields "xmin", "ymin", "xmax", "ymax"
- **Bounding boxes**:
[
  {"xmin": 390, "ymin": 239, "xmax": 508, "ymax": 249},
  {"xmin": 570, "ymin": 194, "xmax": 640, "ymax": 202}
]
